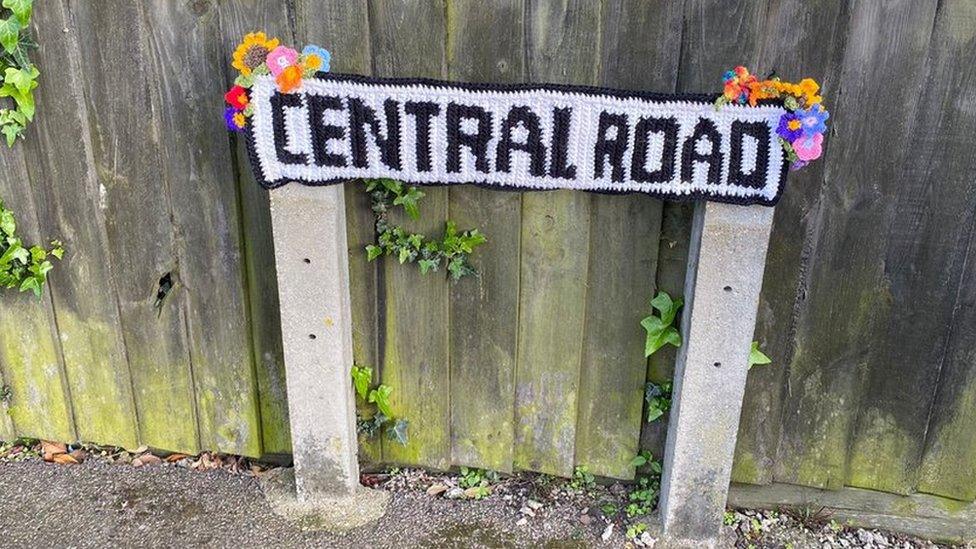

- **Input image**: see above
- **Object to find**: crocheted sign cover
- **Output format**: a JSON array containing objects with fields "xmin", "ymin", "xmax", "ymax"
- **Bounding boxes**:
[{"xmin": 226, "ymin": 34, "xmax": 829, "ymax": 207}]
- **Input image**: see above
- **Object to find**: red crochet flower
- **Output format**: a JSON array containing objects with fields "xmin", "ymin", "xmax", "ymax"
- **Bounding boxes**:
[{"xmin": 224, "ymin": 85, "xmax": 249, "ymax": 110}]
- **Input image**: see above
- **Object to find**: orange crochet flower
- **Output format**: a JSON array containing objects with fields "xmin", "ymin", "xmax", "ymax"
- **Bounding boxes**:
[{"xmin": 276, "ymin": 64, "xmax": 303, "ymax": 93}]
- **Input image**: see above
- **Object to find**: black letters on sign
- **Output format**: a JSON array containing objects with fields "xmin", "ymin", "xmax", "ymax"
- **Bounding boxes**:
[
  {"xmin": 404, "ymin": 101, "xmax": 441, "ymax": 173},
  {"xmin": 495, "ymin": 106, "xmax": 546, "ymax": 177},
  {"xmin": 728, "ymin": 120, "xmax": 770, "ymax": 189},
  {"xmin": 631, "ymin": 116, "xmax": 678, "ymax": 184},
  {"xmin": 680, "ymin": 118, "xmax": 723, "ymax": 185},
  {"xmin": 446, "ymin": 103, "xmax": 493, "ymax": 174},
  {"xmin": 307, "ymin": 94, "xmax": 347, "ymax": 167},
  {"xmin": 348, "ymin": 98, "xmax": 402, "ymax": 170},
  {"xmin": 249, "ymin": 72, "xmax": 791, "ymax": 206},
  {"xmin": 271, "ymin": 92, "xmax": 308, "ymax": 165},
  {"xmin": 594, "ymin": 111, "xmax": 630, "ymax": 182}
]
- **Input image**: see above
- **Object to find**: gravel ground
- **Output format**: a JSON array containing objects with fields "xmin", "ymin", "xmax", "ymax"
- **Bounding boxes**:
[{"xmin": 0, "ymin": 458, "xmax": 970, "ymax": 548}]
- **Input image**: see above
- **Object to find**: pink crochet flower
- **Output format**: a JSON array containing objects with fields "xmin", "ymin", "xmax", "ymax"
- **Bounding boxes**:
[
  {"xmin": 266, "ymin": 46, "xmax": 299, "ymax": 77},
  {"xmin": 792, "ymin": 133, "xmax": 823, "ymax": 161}
]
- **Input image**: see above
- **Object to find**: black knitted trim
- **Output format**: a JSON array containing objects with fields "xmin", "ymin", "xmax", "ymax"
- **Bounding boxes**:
[{"xmin": 244, "ymin": 72, "xmax": 790, "ymax": 207}]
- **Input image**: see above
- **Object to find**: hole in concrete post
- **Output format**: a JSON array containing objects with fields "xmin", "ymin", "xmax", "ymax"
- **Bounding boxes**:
[
  {"xmin": 723, "ymin": 285, "xmax": 732, "ymax": 292},
  {"xmin": 308, "ymin": 334, "xmax": 317, "ymax": 340},
  {"xmin": 303, "ymin": 258, "xmax": 311, "ymax": 264},
  {"xmin": 713, "ymin": 361, "xmax": 721, "ymax": 368}
]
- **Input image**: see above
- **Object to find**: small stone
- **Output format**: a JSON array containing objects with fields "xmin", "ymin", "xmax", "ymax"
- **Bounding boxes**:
[
  {"xmin": 639, "ymin": 531, "xmax": 656, "ymax": 547},
  {"xmin": 519, "ymin": 506, "xmax": 535, "ymax": 518},
  {"xmin": 426, "ymin": 484, "xmax": 448, "ymax": 497},
  {"xmin": 601, "ymin": 524, "xmax": 614, "ymax": 542},
  {"xmin": 445, "ymin": 487, "xmax": 465, "ymax": 500},
  {"xmin": 580, "ymin": 514, "xmax": 593, "ymax": 526},
  {"xmin": 516, "ymin": 517, "xmax": 528, "ymax": 527},
  {"xmin": 526, "ymin": 499, "xmax": 543, "ymax": 510}
]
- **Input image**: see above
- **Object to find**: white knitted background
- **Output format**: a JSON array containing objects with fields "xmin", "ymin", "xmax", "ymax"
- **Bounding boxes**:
[{"xmin": 247, "ymin": 74, "xmax": 788, "ymax": 204}]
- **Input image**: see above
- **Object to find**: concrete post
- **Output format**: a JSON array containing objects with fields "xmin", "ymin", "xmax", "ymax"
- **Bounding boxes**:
[
  {"xmin": 265, "ymin": 183, "xmax": 388, "ymax": 530},
  {"xmin": 657, "ymin": 201, "xmax": 775, "ymax": 548}
]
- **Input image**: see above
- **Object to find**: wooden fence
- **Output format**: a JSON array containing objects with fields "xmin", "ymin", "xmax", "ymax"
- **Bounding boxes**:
[{"xmin": 0, "ymin": 0, "xmax": 973, "ymax": 515}]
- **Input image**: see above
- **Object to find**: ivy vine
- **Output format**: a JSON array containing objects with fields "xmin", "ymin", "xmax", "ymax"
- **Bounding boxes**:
[
  {"xmin": 0, "ymin": 0, "xmax": 38, "ymax": 146},
  {"xmin": 362, "ymin": 179, "xmax": 486, "ymax": 280},
  {"xmin": 351, "ymin": 365, "xmax": 408, "ymax": 445},
  {"xmin": 0, "ymin": 198, "xmax": 62, "ymax": 297}
]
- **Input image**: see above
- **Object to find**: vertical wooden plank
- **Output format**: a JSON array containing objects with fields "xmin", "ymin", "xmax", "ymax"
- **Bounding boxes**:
[
  {"xmin": 774, "ymin": 0, "xmax": 939, "ymax": 490},
  {"xmin": 575, "ymin": 0, "xmax": 682, "ymax": 480},
  {"xmin": 23, "ymin": 1, "xmax": 141, "ymax": 448},
  {"xmin": 731, "ymin": 0, "xmax": 849, "ymax": 485},
  {"xmin": 514, "ymin": 0, "xmax": 599, "ymax": 477},
  {"xmin": 445, "ymin": 0, "xmax": 523, "ymax": 473},
  {"xmin": 0, "ymin": 147, "xmax": 74, "ymax": 443},
  {"xmin": 217, "ymin": 1, "xmax": 296, "ymax": 456},
  {"xmin": 642, "ymin": 0, "xmax": 768, "ymax": 456},
  {"xmin": 369, "ymin": 0, "xmax": 450, "ymax": 469},
  {"xmin": 68, "ymin": 0, "xmax": 194, "ymax": 451},
  {"xmin": 844, "ymin": 0, "xmax": 976, "ymax": 496},
  {"xmin": 295, "ymin": 0, "xmax": 380, "ymax": 464},
  {"xmin": 143, "ymin": 1, "xmax": 262, "ymax": 456}
]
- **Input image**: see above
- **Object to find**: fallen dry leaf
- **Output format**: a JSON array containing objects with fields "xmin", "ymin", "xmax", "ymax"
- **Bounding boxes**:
[
  {"xmin": 41, "ymin": 441, "xmax": 67, "ymax": 461},
  {"xmin": 51, "ymin": 453, "xmax": 78, "ymax": 465},
  {"xmin": 426, "ymin": 484, "xmax": 448, "ymax": 497},
  {"xmin": 132, "ymin": 453, "xmax": 162, "ymax": 467},
  {"xmin": 68, "ymin": 449, "xmax": 87, "ymax": 463},
  {"xmin": 164, "ymin": 453, "xmax": 190, "ymax": 463}
]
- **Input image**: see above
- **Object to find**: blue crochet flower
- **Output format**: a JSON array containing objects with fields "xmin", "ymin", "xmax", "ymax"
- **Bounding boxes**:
[
  {"xmin": 302, "ymin": 45, "xmax": 331, "ymax": 73},
  {"xmin": 797, "ymin": 104, "xmax": 829, "ymax": 137}
]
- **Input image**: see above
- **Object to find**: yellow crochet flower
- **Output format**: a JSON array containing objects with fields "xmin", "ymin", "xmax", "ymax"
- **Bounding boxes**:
[{"xmin": 232, "ymin": 32, "xmax": 280, "ymax": 75}]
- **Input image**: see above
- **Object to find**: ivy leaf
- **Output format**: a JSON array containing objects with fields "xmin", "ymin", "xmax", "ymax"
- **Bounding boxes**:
[
  {"xmin": 0, "ymin": 120, "xmax": 21, "ymax": 146},
  {"xmin": 418, "ymin": 258, "xmax": 438, "ymax": 275},
  {"xmin": 748, "ymin": 341, "xmax": 772, "ymax": 370},
  {"xmin": 2, "ymin": 0, "xmax": 32, "ymax": 26},
  {"xmin": 350, "ymin": 365, "xmax": 372, "ymax": 400},
  {"xmin": 0, "ymin": 17, "xmax": 20, "ymax": 55},
  {"xmin": 367, "ymin": 384, "xmax": 394, "ymax": 418},
  {"xmin": 393, "ymin": 186, "xmax": 424, "ymax": 220},
  {"xmin": 0, "ymin": 207, "xmax": 15, "ymax": 236},
  {"xmin": 4, "ymin": 66, "xmax": 37, "ymax": 95},
  {"xmin": 397, "ymin": 246, "xmax": 412, "ymax": 264},
  {"xmin": 630, "ymin": 453, "xmax": 648, "ymax": 468},
  {"xmin": 387, "ymin": 418, "xmax": 409, "ymax": 446},
  {"xmin": 18, "ymin": 274, "xmax": 39, "ymax": 296},
  {"xmin": 365, "ymin": 244, "xmax": 383, "ymax": 261}
]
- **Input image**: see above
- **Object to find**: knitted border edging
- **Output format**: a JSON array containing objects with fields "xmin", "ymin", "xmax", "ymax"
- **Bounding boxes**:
[{"xmin": 243, "ymin": 72, "xmax": 791, "ymax": 207}]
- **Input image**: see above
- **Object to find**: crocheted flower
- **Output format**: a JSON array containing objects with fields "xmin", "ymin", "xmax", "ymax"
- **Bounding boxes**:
[
  {"xmin": 798, "ymin": 78, "xmax": 822, "ymax": 105},
  {"xmin": 267, "ymin": 45, "xmax": 299, "ymax": 77},
  {"xmin": 276, "ymin": 64, "xmax": 303, "ymax": 93},
  {"xmin": 302, "ymin": 45, "xmax": 331, "ymax": 73},
  {"xmin": 232, "ymin": 32, "xmax": 280, "ymax": 76},
  {"xmin": 777, "ymin": 112, "xmax": 804, "ymax": 142},
  {"xmin": 224, "ymin": 85, "xmax": 249, "ymax": 110},
  {"xmin": 792, "ymin": 132, "xmax": 823, "ymax": 161},
  {"xmin": 224, "ymin": 107, "xmax": 246, "ymax": 132},
  {"xmin": 797, "ymin": 104, "xmax": 829, "ymax": 137}
]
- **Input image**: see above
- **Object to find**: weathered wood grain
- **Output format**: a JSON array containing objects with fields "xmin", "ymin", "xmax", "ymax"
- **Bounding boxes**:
[
  {"xmin": 296, "ymin": 0, "xmax": 380, "ymax": 464},
  {"xmin": 445, "ymin": 0, "xmax": 523, "ymax": 474},
  {"xmin": 143, "ymin": 0, "xmax": 262, "ymax": 457},
  {"xmin": 730, "ymin": 483, "xmax": 976, "ymax": 543},
  {"xmin": 217, "ymin": 0, "xmax": 296, "ymax": 456},
  {"xmin": 66, "ymin": 0, "xmax": 197, "ymax": 451},
  {"xmin": 731, "ymin": 0, "xmax": 849, "ymax": 485},
  {"xmin": 369, "ymin": 0, "xmax": 451, "ymax": 469},
  {"xmin": 908, "ymin": 0, "xmax": 976, "ymax": 502},
  {"xmin": 642, "ymin": 0, "xmax": 769, "ymax": 457},
  {"xmin": 0, "ymin": 140, "xmax": 74, "ymax": 443},
  {"xmin": 514, "ymin": 0, "xmax": 600, "ymax": 477},
  {"xmin": 14, "ymin": 0, "xmax": 137, "ymax": 447},
  {"xmin": 575, "ymin": 0, "xmax": 681, "ymax": 479},
  {"xmin": 774, "ymin": 0, "xmax": 939, "ymax": 491}
]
